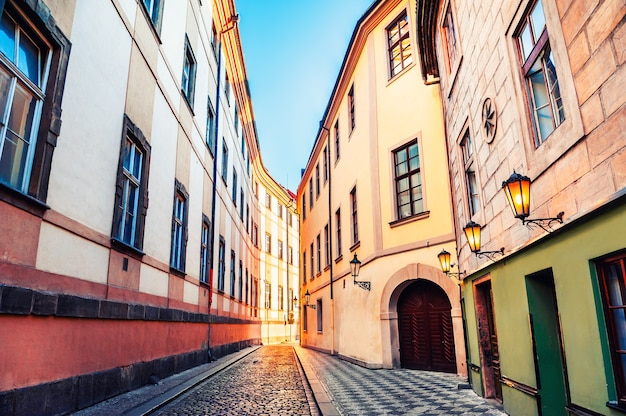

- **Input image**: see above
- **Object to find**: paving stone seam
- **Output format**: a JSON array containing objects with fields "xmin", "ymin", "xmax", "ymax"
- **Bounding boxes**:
[{"xmin": 124, "ymin": 345, "xmax": 262, "ymax": 416}]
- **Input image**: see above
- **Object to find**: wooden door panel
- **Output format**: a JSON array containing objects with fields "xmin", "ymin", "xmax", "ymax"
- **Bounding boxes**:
[{"xmin": 398, "ymin": 281, "xmax": 457, "ymax": 372}]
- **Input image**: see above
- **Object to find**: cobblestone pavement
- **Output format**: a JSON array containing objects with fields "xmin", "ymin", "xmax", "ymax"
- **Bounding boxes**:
[
  {"xmin": 295, "ymin": 347, "xmax": 508, "ymax": 416},
  {"xmin": 153, "ymin": 345, "xmax": 314, "ymax": 416}
]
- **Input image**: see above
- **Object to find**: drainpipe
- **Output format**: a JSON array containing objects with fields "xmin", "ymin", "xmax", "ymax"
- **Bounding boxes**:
[
  {"xmin": 208, "ymin": 14, "xmax": 238, "ymax": 362},
  {"xmin": 320, "ymin": 124, "xmax": 334, "ymax": 355}
]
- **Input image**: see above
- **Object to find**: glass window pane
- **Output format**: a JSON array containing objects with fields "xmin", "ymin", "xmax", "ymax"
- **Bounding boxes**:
[
  {"xmin": 0, "ymin": 69, "xmax": 13, "ymax": 123},
  {"xmin": 18, "ymin": 33, "xmax": 40, "ymax": 85},
  {"xmin": 519, "ymin": 23, "xmax": 533, "ymax": 62},
  {"xmin": 8, "ymin": 83, "xmax": 36, "ymax": 142},
  {"xmin": 0, "ymin": 15, "xmax": 15, "ymax": 63},
  {"xmin": 612, "ymin": 308, "xmax": 626, "ymax": 349},
  {"xmin": 531, "ymin": 0, "xmax": 546, "ymax": 41}
]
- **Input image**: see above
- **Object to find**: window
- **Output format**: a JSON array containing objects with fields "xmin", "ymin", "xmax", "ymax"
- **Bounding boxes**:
[
  {"xmin": 278, "ymin": 285, "xmax": 284, "ymax": 310},
  {"xmin": 317, "ymin": 300, "xmax": 323, "ymax": 332},
  {"xmin": 336, "ymin": 209, "xmax": 342, "ymax": 258},
  {"xmin": 238, "ymin": 260, "xmax": 243, "ymax": 301},
  {"xmin": 303, "ymin": 304, "xmax": 308, "ymax": 331},
  {"xmin": 181, "ymin": 35, "xmax": 197, "ymax": 107},
  {"xmin": 278, "ymin": 240, "xmax": 283, "ymax": 260},
  {"xmin": 393, "ymin": 141, "xmax": 423, "ymax": 219},
  {"xmin": 264, "ymin": 282, "xmax": 271, "ymax": 309},
  {"xmin": 323, "ymin": 146, "xmax": 328, "ymax": 183},
  {"xmin": 350, "ymin": 187, "xmax": 359, "ymax": 244},
  {"xmin": 309, "ymin": 178, "xmax": 314, "ymax": 208},
  {"xmin": 288, "ymin": 211, "xmax": 293, "ymax": 227},
  {"xmin": 315, "ymin": 164, "xmax": 320, "ymax": 197},
  {"xmin": 302, "ymin": 194, "xmax": 306, "ymax": 220},
  {"xmin": 224, "ymin": 72, "xmax": 231, "ymax": 105},
  {"xmin": 516, "ymin": 0, "xmax": 564, "ymax": 147},
  {"xmin": 252, "ymin": 223, "xmax": 258, "ymax": 247},
  {"xmin": 217, "ymin": 236, "xmax": 225, "ymax": 292},
  {"xmin": 142, "ymin": 0, "xmax": 163, "ymax": 32},
  {"xmin": 597, "ymin": 253, "xmax": 626, "ymax": 406},
  {"xmin": 200, "ymin": 216, "xmax": 211, "ymax": 283},
  {"xmin": 442, "ymin": 5, "xmax": 458, "ymax": 74},
  {"xmin": 461, "ymin": 130, "xmax": 480, "ymax": 217},
  {"xmin": 348, "ymin": 85, "xmax": 355, "ymax": 132},
  {"xmin": 230, "ymin": 250, "xmax": 236, "ymax": 296},
  {"xmin": 170, "ymin": 181, "xmax": 188, "ymax": 271},
  {"xmin": 324, "ymin": 224, "xmax": 329, "ymax": 267},
  {"xmin": 316, "ymin": 234, "xmax": 321, "ymax": 274},
  {"xmin": 265, "ymin": 191, "xmax": 271, "ymax": 208},
  {"xmin": 387, "ymin": 10, "xmax": 412, "ymax": 77},
  {"xmin": 206, "ymin": 97, "xmax": 216, "ymax": 154},
  {"xmin": 221, "ymin": 141, "xmax": 228, "ymax": 180},
  {"xmin": 0, "ymin": 9, "xmax": 52, "ymax": 194},
  {"xmin": 310, "ymin": 243, "xmax": 314, "ymax": 279},
  {"xmin": 245, "ymin": 269, "xmax": 249, "ymax": 304},
  {"xmin": 278, "ymin": 203, "xmax": 283, "ymax": 219},
  {"xmin": 240, "ymin": 189, "xmax": 244, "ymax": 218},
  {"xmin": 334, "ymin": 121, "xmax": 340, "ymax": 161},
  {"xmin": 232, "ymin": 170, "xmax": 238, "ymax": 204},
  {"xmin": 234, "ymin": 103, "xmax": 239, "ymax": 134},
  {"xmin": 246, "ymin": 204, "xmax": 250, "ymax": 232},
  {"xmin": 288, "ymin": 246, "xmax": 293, "ymax": 264},
  {"xmin": 112, "ymin": 116, "xmax": 150, "ymax": 250},
  {"xmin": 303, "ymin": 250, "xmax": 307, "ymax": 284},
  {"xmin": 210, "ymin": 22, "xmax": 219, "ymax": 58},
  {"xmin": 265, "ymin": 233, "xmax": 271, "ymax": 254}
]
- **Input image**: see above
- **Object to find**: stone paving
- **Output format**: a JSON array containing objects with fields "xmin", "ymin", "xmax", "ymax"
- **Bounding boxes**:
[
  {"xmin": 295, "ymin": 347, "xmax": 508, "ymax": 416},
  {"xmin": 72, "ymin": 344, "xmax": 508, "ymax": 416},
  {"xmin": 153, "ymin": 345, "xmax": 313, "ymax": 416}
]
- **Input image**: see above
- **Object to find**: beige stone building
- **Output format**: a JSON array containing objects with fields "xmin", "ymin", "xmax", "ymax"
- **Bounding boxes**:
[
  {"xmin": 417, "ymin": 0, "xmax": 626, "ymax": 414},
  {"xmin": 0, "ymin": 0, "xmax": 297, "ymax": 414},
  {"xmin": 298, "ymin": 0, "xmax": 466, "ymax": 375}
]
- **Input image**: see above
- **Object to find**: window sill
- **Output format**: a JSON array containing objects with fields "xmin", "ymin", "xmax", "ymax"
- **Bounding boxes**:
[
  {"xmin": 0, "ymin": 181, "xmax": 49, "ymax": 217},
  {"xmin": 349, "ymin": 241, "xmax": 361, "ymax": 252},
  {"xmin": 181, "ymin": 90, "xmax": 195, "ymax": 116},
  {"xmin": 324, "ymin": 265, "xmax": 330, "ymax": 272},
  {"xmin": 199, "ymin": 280, "xmax": 210, "ymax": 289},
  {"xmin": 316, "ymin": 272, "xmax": 322, "ymax": 278},
  {"xmin": 386, "ymin": 61, "xmax": 416, "ymax": 86},
  {"xmin": 389, "ymin": 211, "xmax": 430, "ymax": 228},
  {"xmin": 607, "ymin": 402, "xmax": 626, "ymax": 414},
  {"xmin": 111, "ymin": 238, "xmax": 145, "ymax": 259},
  {"xmin": 169, "ymin": 267, "xmax": 186, "ymax": 278},
  {"xmin": 335, "ymin": 255, "xmax": 343, "ymax": 264}
]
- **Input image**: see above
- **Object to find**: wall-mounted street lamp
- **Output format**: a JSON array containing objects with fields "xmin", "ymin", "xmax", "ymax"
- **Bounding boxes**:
[
  {"xmin": 437, "ymin": 249, "xmax": 466, "ymax": 283},
  {"xmin": 304, "ymin": 290, "xmax": 316, "ymax": 309},
  {"xmin": 463, "ymin": 221, "xmax": 504, "ymax": 262},
  {"xmin": 350, "ymin": 253, "xmax": 370, "ymax": 290},
  {"xmin": 502, "ymin": 171, "xmax": 564, "ymax": 232}
]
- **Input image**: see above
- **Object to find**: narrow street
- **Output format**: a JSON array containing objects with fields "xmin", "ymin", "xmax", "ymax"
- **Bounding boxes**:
[{"xmin": 73, "ymin": 344, "xmax": 507, "ymax": 415}]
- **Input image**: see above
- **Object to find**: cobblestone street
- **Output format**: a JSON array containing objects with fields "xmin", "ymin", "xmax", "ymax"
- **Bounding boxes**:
[
  {"xmin": 153, "ymin": 345, "xmax": 313, "ymax": 416},
  {"xmin": 72, "ymin": 345, "xmax": 508, "ymax": 415}
]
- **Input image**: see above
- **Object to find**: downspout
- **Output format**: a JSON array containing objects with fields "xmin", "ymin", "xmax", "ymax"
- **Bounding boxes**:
[{"xmin": 320, "ymin": 124, "xmax": 334, "ymax": 355}]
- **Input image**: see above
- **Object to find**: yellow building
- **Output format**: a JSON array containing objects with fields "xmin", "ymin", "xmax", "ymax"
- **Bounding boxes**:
[{"xmin": 298, "ymin": 0, "xmax": 465, "ymax": 375}]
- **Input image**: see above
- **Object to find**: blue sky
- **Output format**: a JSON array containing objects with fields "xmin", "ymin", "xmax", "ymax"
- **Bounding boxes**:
[{"xmin": 236, "ymin": 0, "xmax": 374, "ymax": 191}]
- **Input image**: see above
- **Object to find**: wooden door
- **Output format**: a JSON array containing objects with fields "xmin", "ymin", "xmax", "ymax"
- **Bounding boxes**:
[{"xmin": 398, "ymin": 280, "xmax": 457, "ymax": 372}]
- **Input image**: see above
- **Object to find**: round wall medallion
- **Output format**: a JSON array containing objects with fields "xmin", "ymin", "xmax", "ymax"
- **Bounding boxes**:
[{"xmin": 482, "ymin": 97, "xmax": 497, "ymax": 144}]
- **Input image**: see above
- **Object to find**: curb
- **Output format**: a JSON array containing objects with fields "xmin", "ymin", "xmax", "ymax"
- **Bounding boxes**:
[{"xmin": 293, "ymin": 346, "xmax": 341, "ymax": 416}]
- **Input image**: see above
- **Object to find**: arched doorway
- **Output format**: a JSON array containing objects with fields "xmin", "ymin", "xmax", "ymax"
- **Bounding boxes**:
[{"xmin": 397, "ymin": 279, "xmax": 457, "ymax": 372}]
